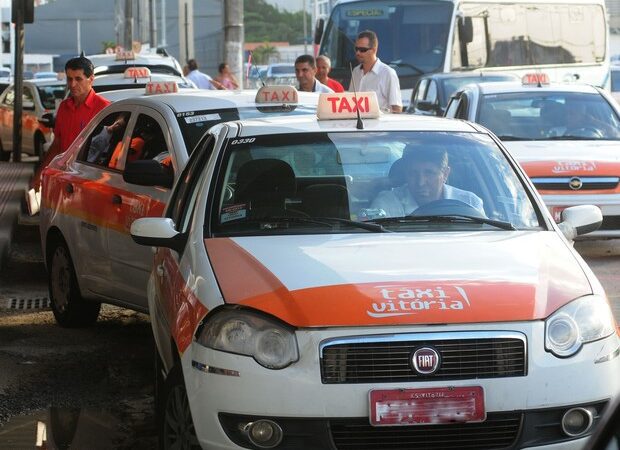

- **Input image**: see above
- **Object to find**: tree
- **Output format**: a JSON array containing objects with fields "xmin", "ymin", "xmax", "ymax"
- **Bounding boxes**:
[
  {"xmin": 101, "ymin": 40, "xmax": 116, "ymax": 53},
  {"xmin": 244, "ymin": 0, "xmax": 308, "ymax": 44},
  {"xmin": 251, "ymin": 43, "xmax": 279, "ymax": 65}
]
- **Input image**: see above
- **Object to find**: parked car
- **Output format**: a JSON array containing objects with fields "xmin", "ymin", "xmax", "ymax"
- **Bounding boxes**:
[
  {"xmin": 444, "ymin": 74, "xmax": 620, "ymax": 239},
  {"xmin": 130, "ymin": 91, "xmax": 618, "ymax": 449},
  {"xmin": 609, "ymin": 64, "xmax": 620, "ymax": 104},
  {"xmin": 0, "ymin": 78, "xmax": 66, "ymax": 161},
  {"xmin": 34, "ymin": 71, "xmax": 59, "ymax": 80},
  {"xmin": 408, "ymin": 72, "xmax": 519, "ymax": 116},
  {"xmin": 265, "ymin": 63, "xmax": 296, "ymax": 86},
  {"xmin": 40, "ymin": 85, "xmax": 319, "ymax": 327}
]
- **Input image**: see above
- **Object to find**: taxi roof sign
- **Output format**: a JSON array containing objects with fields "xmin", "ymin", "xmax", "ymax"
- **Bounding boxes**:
[
  {"xmin": 317, "ymin": 91, "xmax": 380, "ymax": 120},
  {"xmin": 522, "ymin": 73, "xmax": 550, "ymax": 86},
  {"xmin": 145, "ymin": 81, "xmax": 179, "ymax": 95},
  {"xmin": 116, "ymin": 50, "xmax": 136, "ymax": 61},
  {"xmin": 124, "ymin": 67, "xmax": 152, "ymax": 79},
  {"xmin": 255, "ymin": 85, "xmax": 298, "ymax": 104}
]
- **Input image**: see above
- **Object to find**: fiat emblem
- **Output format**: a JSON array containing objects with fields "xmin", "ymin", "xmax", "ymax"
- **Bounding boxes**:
[
  {"xmin": 569, "ymin": 177, "xmax": 583, "ymax": 190},
  {"xmin": 411, "ymin": 347, "xmax": 441, "ymax": 375}
]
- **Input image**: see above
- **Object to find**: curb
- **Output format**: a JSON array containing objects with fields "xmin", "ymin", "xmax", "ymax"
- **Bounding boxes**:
[{"xmin": 0, "ymin": 162, "xmax": 35, "ymax": 272}]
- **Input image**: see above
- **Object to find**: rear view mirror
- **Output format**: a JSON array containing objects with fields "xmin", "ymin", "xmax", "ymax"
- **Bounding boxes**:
[
  {"xmin": 458, "ymin": 17, "xmax": 473, "ymax": 44},
  {"xmin": 557, "ymin": 205, "xmax": 602, "ymax": 240},
  {"xmin": 416, "ymin": 100, "xmax": 440, "ymax": 115},
  {"xmin": 38, "ymin": 112, "xmax": 55, "ymax": 128},
  {"xmin": 314, "ymin": 18, "xmax": 325, "ymax": 45},
  {"xmin": 123, "ymin": 159, "xmax": 173, "ymax": 188}
]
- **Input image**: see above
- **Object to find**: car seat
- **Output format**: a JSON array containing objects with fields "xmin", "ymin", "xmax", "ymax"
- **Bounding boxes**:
[{"xmin": 301, "ymin": 184, "xmax": 350, "ymax": 219}]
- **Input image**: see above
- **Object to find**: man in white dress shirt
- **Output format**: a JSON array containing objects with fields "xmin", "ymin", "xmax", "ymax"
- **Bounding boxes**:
[
  {"xmin": 186, "ymin": 59, "xmax": 223, "ymax": 90},
  {"xmin": 349, "ymin": 30, "xmax": 402, "ymax": 113},
  {"xmin": 371, "ymin": 146, "xmax": 484, "ymax": 217},
  {"xmin": 295, "ymin": 54, "xmax": 334, "ymax": 94}
]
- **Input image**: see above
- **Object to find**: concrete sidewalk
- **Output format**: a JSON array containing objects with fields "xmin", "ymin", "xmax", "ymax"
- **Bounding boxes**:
[{"xmin": 0, "ymin": 162, "xmax": 35, "ymax": 272}]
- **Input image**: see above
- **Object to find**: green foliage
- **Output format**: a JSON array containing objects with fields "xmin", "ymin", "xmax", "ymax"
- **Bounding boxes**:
[
  {"xmin": 101, "ymin": 40, "xmax": 116, "ymax": 53},
  {"xmin": 245, "ymin": 0, "xmax": 309, "ymax": 44},
  {"xmin": 251, "ymin": 43, "xmax": 279, "ymax": 65}
]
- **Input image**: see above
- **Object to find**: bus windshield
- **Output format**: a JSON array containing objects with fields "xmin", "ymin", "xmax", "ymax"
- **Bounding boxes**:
[{"xmin": 320, "ymin": 0, "xmax": 453, "ymax": 90}]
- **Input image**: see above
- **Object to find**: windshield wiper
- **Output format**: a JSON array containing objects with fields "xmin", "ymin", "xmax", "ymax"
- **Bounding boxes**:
[
  {"xmin": 386, "ymin": 60, "xmax": 424, "ymax": 75},
  {"xmin": 227, "ymin": 216, "xmax": 389, "ymax": 232},
  {"xmin": 374, "ymin": 214, "xmax": 516, "ymax": 230}
]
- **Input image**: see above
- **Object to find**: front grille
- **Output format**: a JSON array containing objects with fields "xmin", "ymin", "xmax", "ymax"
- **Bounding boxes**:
[
  {"xmin": 321, "ymin": 333, "xmax": 526, "ymax": 384},
  {"xmin": 600, "ymin": 215, "xmax": 620, "ymax": 230},
  {"xmin": 330, "ymin": 412, "xmax": 522, "ymax": 450},
  {"xmin": 532, "ymin": 176, "xmax": 619, "ymax": 191}
]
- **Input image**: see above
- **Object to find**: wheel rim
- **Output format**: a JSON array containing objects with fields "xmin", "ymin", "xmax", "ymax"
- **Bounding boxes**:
[
  {"xmin": 50, "ymin": 246, "xmax": 71, "ymax": 313},
  {"xmin": 163, "ymin": 384, "xmax": 199, "ymax": 449}
]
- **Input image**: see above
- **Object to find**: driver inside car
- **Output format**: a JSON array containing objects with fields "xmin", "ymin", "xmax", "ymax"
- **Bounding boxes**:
[{"xmin": 370, "ymin": 146, "xmax": 485, "ymax": 218}]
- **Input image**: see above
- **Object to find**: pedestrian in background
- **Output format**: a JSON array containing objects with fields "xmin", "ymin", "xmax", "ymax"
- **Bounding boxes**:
[
  {"xmin": 31, "ymin": 54, "xmax": 111, "ymax": 190},
  {"xmin": 186, "ymin": 59, "xmax": 224, "ymax": 90},
  {"xmin": 215, "ymin": 63, "xmax": 239, "ymax": 90},
  {"xmin": 350, "ymin": 30, "xmax": 402, "ymax": 113},
  {"xmin": 316, "ymin": 55, "xmax": 344, "ymax": 93},
  {"xmin": 294, "ymin": 54, "xmax": 334, "ymax": 93}
]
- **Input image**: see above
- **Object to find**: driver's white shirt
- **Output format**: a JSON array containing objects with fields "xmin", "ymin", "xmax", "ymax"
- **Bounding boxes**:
[{"xmin": 371, "ymin": 184, "xmax": 485, "ymax": 217}]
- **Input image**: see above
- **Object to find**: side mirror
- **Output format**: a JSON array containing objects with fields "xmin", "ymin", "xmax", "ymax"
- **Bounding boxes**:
[
  {"xmin": 314, "ymin": 18, "xmax": 325, "ymax": 46},
  {"xmin": 458, "ymin": 17, "xmax": 474, "ymax": 44},
  {"xmin": 415, "ymin": 100, "xmax": 440, "ymax": 115},
  {"xmin": 38, "ymin": 112, "xmax": 55, "ymax": 128},
  {"xmin": 557, "ymin": 205, "xmax": 602, "ymax": 241},
  {"xmin": 123, "ymin": 159, "xmax": 173, "ymax": 188},
  {"xmin": 130, "ymin": 217, "xmax": 187, "ymax": 254}
]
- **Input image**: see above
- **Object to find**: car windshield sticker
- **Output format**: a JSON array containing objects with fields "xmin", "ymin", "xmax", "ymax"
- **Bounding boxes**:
[
  {"xmin": 368, "ymin": 285, "xmax": 471, "ymax": 318},
  {"xmin": 184, "ymin": 113, "xmax": 221, "ymax": 124},
  {"xmin": 221, "ymin": 204, "xmax": 248, "ymax": 223}
]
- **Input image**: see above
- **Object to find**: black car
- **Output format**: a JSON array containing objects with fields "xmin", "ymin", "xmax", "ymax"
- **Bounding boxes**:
[{"xmin": 408, "ymin": 72, "xmax": 519, "ymax": 116}]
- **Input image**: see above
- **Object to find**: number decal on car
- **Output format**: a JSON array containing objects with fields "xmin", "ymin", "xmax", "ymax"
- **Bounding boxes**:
[{"xmin": 230, "ymin": 138, "xmax": 256, "ymax": 145}]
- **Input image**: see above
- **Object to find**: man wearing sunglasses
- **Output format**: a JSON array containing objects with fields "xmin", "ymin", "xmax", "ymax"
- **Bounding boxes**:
[{"xmin": 350, "ymin": 30, "xmax": 402, "ymax": 113}]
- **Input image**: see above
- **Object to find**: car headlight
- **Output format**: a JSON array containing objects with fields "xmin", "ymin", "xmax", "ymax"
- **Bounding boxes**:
[
  {"xmin": 196, "ymin": 308, "xmax": 299, "ymax": 369},
  {"xmin": 545, "ymin": 295, "xmax": 616, "ymax": 357}
]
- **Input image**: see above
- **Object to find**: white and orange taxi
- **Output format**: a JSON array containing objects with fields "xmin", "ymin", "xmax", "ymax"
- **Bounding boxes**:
[
  {"xmin": 444, "ymin": 74, "xmax": 620, "ymax": 238},
  {"xmin": 40, "ymin": 85, "xmax": 318, "ymax": 327},
  {"xmin": 130, "ymin": 92, "xmax": 620, "ymax": 449}
]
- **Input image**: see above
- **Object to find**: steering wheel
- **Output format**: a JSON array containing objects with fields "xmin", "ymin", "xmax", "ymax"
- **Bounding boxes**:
[
  {"xmin": 410, "ymin": 199, "xmax": 484, "ymax": 217},
  {"xmin": 565, "ymin": 126, "xmax": 604, "ymax": 138}
]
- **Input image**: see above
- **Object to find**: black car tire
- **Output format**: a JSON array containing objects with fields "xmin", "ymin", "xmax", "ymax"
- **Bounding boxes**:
[
  {"xmin": 160, "ymin": 363, "xmax": 201, "ymax": 450},
  {"xmin": 48, "ymin": 239, "xmax": 100, "ymax": 327}
]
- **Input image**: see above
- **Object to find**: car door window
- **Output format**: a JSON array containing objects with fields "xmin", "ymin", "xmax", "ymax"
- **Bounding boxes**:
[
  {"xmin": 425, "ymin": 80, "xmax": 438, "ymax": 103},
  {"xmin": 167, "ymin": 135, "xmax": 216, "ymax": 233},
  {"xmin": 22, "ymin": 87, "xmax": 34, "ymax": 109},
  {"xmin": 78, "ymin": 111, "xmax": 131, "ymax": 167},
  {"xmin": 455, "ymin": 95, "xmax": 470, "ymax": 119},
  {"xmin": 413, "ymin": 79, "xmax": 428, "ymax": 106},
  {"xmin": 109, "ymin": 113, "xmax": 170, "ymax": 171},
  {"xmin": 445, "ymin": 98, "xmax": 460, "ymax": 117}
]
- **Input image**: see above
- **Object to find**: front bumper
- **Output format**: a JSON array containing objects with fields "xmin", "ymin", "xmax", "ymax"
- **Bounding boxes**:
[{"xmin": 182, "ymin": 322, "xmax": 620, "ymax": 449}]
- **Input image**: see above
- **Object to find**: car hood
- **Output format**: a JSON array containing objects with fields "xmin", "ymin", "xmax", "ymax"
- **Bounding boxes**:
[
  {"xmin": 503, "ymin": 140, "xmax": 620, "ymax": 177},
  {"xmin": 205, "ymin": 232, "xmax": 592, "ymax": 327}
]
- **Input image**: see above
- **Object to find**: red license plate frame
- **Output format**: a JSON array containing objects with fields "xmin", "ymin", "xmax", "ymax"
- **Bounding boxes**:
[{"xmin": 369, "ymin": 386, "xmax": 486, "ymax": 427}]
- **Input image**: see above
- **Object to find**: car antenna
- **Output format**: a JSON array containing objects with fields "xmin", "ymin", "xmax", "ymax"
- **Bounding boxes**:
[{"xmin": 349, "ymin": 62, "xmax": 364, "ymax": 130}]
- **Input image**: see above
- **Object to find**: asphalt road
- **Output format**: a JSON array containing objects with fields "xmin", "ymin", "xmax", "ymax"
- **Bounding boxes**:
[{"xmin": 0, "ymin": 222, "xmax": 619, "ymax": 449}]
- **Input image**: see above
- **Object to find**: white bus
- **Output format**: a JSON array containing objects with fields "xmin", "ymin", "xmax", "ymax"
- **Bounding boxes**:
[{"xmin": 315, "ymin": 0, "xmax": 610, "ymax": 106}]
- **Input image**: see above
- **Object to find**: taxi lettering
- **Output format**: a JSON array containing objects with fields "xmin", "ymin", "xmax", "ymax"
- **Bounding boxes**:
[
  {"xmin": 325, "ymin": 95, "xmax": 370, "ymax": 114},
  {"xmin": 552, "ymin": 160, "xmax": 596, "ymax": 173},
  {"xmin": 146, "ymin": 82, "xmax": 179, "ymax": 95},
  {"xmin": 367, "ymin": 285, "xmax": 470, "ymax": 318},
  {"xmin": 258, "ymin": 89, "xmax": 297, "ymax": 103}
]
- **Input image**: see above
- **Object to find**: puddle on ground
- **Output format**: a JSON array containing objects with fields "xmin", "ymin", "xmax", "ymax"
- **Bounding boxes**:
[{"xmin": 0, "ymin": 406, "xmax": 156, "ymax": 449}]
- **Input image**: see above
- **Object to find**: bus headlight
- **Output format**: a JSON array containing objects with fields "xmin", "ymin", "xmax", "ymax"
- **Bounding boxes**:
[
  {"xmin": 545, "ymin": 295, "xmax": 616, "ymax": 357},
  {"xmin": 197, "ymin": 308, "xmax": 299, "ymax": 369}
]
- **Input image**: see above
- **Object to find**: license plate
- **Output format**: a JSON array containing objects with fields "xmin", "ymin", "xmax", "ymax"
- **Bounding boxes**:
[{"xmin": 369, "ymin": 386, "xmax": 485, "ymax": 426}]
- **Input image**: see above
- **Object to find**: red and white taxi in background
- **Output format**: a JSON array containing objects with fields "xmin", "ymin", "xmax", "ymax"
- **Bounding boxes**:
[
  {"xmin": 444, "ymin": 73, "xmax": 620, "ymax": 238},
  {"xmin": 39, "ymin": 85, "xmax": 318, "ymax": 328},
  {"xmin": 130, "ymin": 92, "xmax": 620, "ymax": 449}
]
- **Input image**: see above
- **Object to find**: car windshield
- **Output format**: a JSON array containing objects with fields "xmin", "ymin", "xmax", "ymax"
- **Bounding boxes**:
[
  {"xmin": 37, "ymin": 84, "xmax": 66, "ymax": 110},
  {"xmin": 211, "ymin": 131, "xmax": 541, "ymax": 236},
  {"xmin": 477, "ymin": 91, "xmax": 620, "ymax": 140},
  {"xmin": 176, "ymin": 105, "xmax": 317, "ymax": 153},
  {"xmin": 270, "ymin": 66, "xmax": 295, "ymax": 75}
]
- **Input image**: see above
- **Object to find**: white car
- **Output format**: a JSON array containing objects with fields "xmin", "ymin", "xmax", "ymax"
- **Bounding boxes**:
[
  {"xmin": 0, "ymin": 78, "xmax": 66, "ymax": 160},
  {"xmin": 131, "ymin": 92, "xmax": 619, "ymax": 449},
  {"xmin": 89, "ymin": 49, "xmax": 184, "ymax": 78},
  {"xmin": 444, "ymin": 74, "xmax": 620, "ymax": 238},
  {"xmin": 40, "ymin": 85, "xmax": 319, "ymax": 327}
]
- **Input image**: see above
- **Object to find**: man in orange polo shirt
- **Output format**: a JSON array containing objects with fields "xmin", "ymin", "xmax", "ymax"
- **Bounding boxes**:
[{"xmin": 31, "ymin": 55, "xmax": 110, "ymax": 189}]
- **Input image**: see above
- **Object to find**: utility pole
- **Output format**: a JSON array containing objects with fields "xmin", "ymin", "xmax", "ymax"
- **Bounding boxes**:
[
  {"xmin": 149, "ymin": 0, "xmax": 157, "ymax": 48},
  {"xmin": 224, "ymin": 0, "xmax": 243, "ymax": 88},
  {"xmin": 124, "ymin": 0, "xmax": 133, "ymax": 50},
  {"xmin": 178, "ymin": 0, "xmax": 193, "ymax": 63},
  {"xmin": 303, "ymin": 0, "xmax": 307, "ymax": 54}
]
